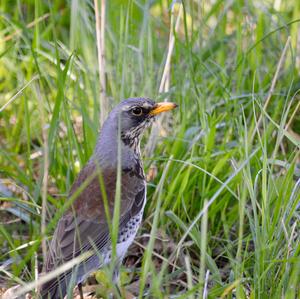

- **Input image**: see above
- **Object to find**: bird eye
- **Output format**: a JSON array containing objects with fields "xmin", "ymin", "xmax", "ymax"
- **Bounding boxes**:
[{"xmin": 131, "ymin": 107, "xmax": 143, "ymax": 116}]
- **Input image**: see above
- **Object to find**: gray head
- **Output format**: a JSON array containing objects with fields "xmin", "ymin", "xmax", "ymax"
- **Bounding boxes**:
[
  {"xmin": 112, "ymin": 97, "xmax": 156, "ymax": 145},
  {"xmin": 94, "ymin": 97, "xmax": 177, "ymax": 167}
]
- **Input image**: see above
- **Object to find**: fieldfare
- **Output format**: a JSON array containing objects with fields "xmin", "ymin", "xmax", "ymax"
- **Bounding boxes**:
[{"xmin": 39, "ymin": 98, "xmax": 177, "ymax": 298}]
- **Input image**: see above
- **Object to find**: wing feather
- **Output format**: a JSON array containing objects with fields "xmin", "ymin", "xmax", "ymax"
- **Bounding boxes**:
[{"xmin": 45, "ymin": 159, "xmax": 145, "ymax": 272}]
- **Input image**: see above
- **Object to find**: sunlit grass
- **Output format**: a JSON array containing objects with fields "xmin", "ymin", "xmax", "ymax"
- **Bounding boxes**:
[{"xmin": 0, "ymin": 0, "xmax": 300, "ymax": 298}]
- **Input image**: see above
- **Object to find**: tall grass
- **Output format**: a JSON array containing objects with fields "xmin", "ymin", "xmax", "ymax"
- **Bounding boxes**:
[{"xmin": 0, "ymin": 0, "xmax": 300, "ymax": 298}]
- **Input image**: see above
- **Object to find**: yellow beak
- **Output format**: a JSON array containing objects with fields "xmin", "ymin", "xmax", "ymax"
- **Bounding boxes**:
[{"xmin": 149, "ymin": 102, "xmax": 178, "ymax": 115}]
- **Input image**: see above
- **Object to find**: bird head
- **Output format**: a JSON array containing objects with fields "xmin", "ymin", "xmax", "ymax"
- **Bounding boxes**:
[
  {"xmin": 95, "ymin": 98, "xmax": 177, "ymax": 166},
  {"xmin": 104, "ymin": 98, "xmax": 177, "ymax": 146},
  {"xmin": 117, "ymin": 98, "xmax": 177, "ymax": 144}
]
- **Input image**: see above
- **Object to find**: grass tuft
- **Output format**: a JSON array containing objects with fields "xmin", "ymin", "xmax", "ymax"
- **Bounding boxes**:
[{"xmin": 0, "ymin": 0, "xmax": 300, "ymax": 298}]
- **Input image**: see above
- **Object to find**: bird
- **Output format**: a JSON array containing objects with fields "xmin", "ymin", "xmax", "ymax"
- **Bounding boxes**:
[{"xmin": 39, "ymin": 98, "xmax": 177, "ymax": 299}]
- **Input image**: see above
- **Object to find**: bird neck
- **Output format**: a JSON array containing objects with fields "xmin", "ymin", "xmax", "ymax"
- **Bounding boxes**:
[{"xmin": 93, "ymin": 122, "xmax": 143, "ymax": 175}]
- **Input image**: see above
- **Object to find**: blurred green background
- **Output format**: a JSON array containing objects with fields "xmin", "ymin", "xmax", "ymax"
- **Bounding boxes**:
[{"xmin": 0, "ymin": 0, "xmax": 300, "ymax": 298}]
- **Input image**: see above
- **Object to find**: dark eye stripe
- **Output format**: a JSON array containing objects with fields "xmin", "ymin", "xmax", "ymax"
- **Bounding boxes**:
[{"xmin": 142, "ymin": 107, "xmax": 150, "ymax": 114}]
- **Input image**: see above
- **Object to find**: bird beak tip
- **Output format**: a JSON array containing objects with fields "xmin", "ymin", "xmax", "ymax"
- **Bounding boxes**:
[{"xmin": 149, "ymin": 102, "xmax": 178, "ymax": 115}]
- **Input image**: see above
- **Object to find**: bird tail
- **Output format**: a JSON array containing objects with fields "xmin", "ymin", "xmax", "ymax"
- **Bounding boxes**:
[{"xmin": 38, "ymin": 272, "xmax": 73, "ymax": 299}]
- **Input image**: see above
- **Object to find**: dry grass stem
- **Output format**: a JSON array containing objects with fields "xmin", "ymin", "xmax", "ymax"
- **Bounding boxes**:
[
  {"xmin": 94, "ymin": 0, "xmax": 108, "ymax": 125},
  {"xmin": 146, "ymin": 3, "xmax": 183, "ymax": 155},
  {"xmin": 203, "ymin": 270, "xmax": 210, "ymax": 299},
  {"xmin": 13, "ymin": 251, "xmax": 93, "ymax": 298},
  {"xmin": 1, "ymin": 13, "xmax": 50, "ymax": 43}
]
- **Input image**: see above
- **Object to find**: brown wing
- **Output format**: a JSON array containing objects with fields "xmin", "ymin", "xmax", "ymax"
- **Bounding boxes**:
[{"xmin": 45, "ymin": 160, "xmax": 145, "ymax": 272}]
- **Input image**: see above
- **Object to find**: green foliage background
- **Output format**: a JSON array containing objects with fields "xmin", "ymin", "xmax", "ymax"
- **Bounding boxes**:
[{"xmin": 0, "ymin": 0, "xmax": 300, "ymax": 298}]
